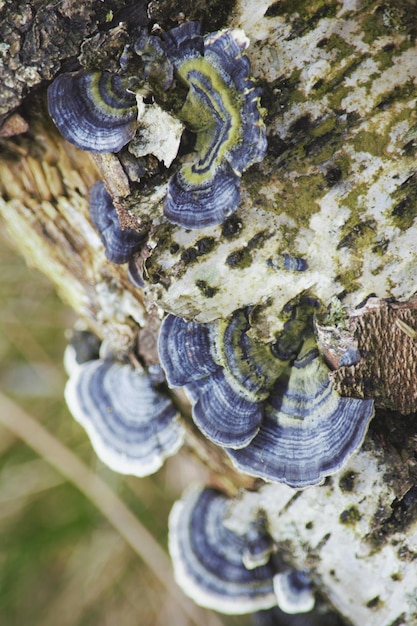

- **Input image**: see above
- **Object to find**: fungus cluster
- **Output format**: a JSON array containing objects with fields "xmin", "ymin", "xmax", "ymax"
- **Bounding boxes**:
[
  {"xmin": 47, "ymin": 21, "xmax": 266, "ymax": 230},
  {"xmin": 64, "ymin": 336, "xmax": 184, "ymax": 477},
  {"xmin": 158, "ymin": 302, "xmax": 374, "ymax": 489},
  {"xmin": 168, "ymin": 484, "xmax": 315, "ymax": 615},
  {"xmin": 47, "ymin": 17, "xmax": 380, "ymax": 620}
]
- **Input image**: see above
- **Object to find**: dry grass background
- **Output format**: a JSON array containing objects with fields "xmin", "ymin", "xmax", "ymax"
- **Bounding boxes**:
[{"xmin": 0, "ymin": 229, "xmax": 253, "ymax": 626}]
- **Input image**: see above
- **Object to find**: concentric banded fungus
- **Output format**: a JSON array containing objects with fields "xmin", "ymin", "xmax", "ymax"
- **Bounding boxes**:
[
  {"xmin": 89, "ymin": 182, "xmax": 146, "ymax": 264},
  {"xmin": 130, "ymin": 29, "xmax": 174, "ymax": 91},
  {"xmin": 47, "ymin": 71, "xmax": 138, "ymax": 153},
  {"xmin": 242, "ymin": 519, "xmax": 276, "ymax": 570},
  {"xmin": 158, "ymin": 306, "xmax": 374, "ymax": 488},
  {"xmin": 226, "ymin": 332, "xmax": 374, "ymax": 488},
  {"xmin": 64, "ymin": 358, "xmax": 184, "ymax": 476},
  {"xmin": 168, "ymin": 485, "xmax": 277, "ymax": 614},
  {"xmin": 158, "ymin": 310, "xmax": 285, "ymax": 448},
  {"xmin": 273, "ymin": 571, "xmax": 315, "ymax": 614},
  {"xmin": 162, "ymin": 22, "xmax": 267, "ymax": 229}
]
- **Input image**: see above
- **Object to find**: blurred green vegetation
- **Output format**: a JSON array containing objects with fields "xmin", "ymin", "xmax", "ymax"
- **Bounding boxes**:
[{"xmin": 0, "ymin": 230, "xmax": 252, "ymax": 626}]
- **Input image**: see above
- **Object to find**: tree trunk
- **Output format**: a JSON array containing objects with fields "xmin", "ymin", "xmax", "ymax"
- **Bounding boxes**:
[{"xmin": 1, "ymin": 1, "xmax": 417, "ymax": 624}]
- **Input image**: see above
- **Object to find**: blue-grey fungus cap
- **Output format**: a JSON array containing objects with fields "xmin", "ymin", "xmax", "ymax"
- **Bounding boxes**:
[
  {"xmin": 132, "ymin": 29, "xmax": 174, "ymax": 91},
  {"xmin": 190, "ymin": 369, "xmax": 263, "ymax": 448},
  {"xmin": 64, "ymin": 358, "xmax": 184, "ymax": 476},
  {"xmin": 158, "ymin": 301, "xmax": 374, "ymax": 487},
  {"xmin": 158, "ymin": 311, "xmax": 285, "ymax": 449},
  {"xmin": 226, "ymin": 334, "xmax": 374, "ymax": 488},
  {"xmin": 267, "ymin": 254, "xmax": 309, "ymax": 272},
  {"xmin": 89, "ymin": 182, "xmax": 146, "ymax": 264},
  {"xmin": 162, "ymin": 21, "xmax": 204, "ymax": 64},
  {"xmin": 157, "ymin": 313, "xmax": 218, "ymax": 388},
  {"xmin": 273, "ymin": 570, "xmax": 315, "ymax": 614},
  {"xmin": 162, "ymin": 22, "xmax": 267, "ymax": 229},
  {"xmin": 47, "ymin": 71, "xmax": 138, "ymax": 153},
  {"xmin": 168, "ymin": 485, "xmax": 278, "ymax": 614},
  {"xmin": 242, "ymin": 519, "xmax": 276, "ymax": 570}
]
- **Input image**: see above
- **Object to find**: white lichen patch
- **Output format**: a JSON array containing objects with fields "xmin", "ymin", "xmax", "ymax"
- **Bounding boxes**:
[
  {"xmin": 145, "ymin": 198, "xmax": 336, "ymax": 330},
  {"xmin": 231, "ymin": 0, "xmax": 285, "ymax": 43}
]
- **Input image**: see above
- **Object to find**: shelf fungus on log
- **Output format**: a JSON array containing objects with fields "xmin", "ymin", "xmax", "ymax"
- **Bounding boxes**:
[
  {"xmin": 64, "ymin": 357, "xmax": 184, "ymax": 477},
  {"xmin": 47, "ymin": 71, "xmax": 138, "ymax": 153},
  {"xmin": 273, "ymin": 571, "xmax": 315, "ymax": 615},
  {"xmin": 168, "ymin": 485, "xmax": 278, "ymax": 614},
  {"xmin": 162, "ymin": 21, "xmax": 267, "ymax": 229},
  {"xmin": 47, "ymin": 21, "xmax": 266, "ymax": 229},
  {"xmin": 158, "ymin": 306, "xmax": 374, "ymax": 488},
  {"xmin": 158, "ymin": 309, "xmax": 285, "ymax": 449},
  {"xmin": 226, "ymin": 332, "xmax": 375, "ymax": 489},
  {"xmin": 89, "ymin": 182, "xmax": 146, "ymax": 264}
]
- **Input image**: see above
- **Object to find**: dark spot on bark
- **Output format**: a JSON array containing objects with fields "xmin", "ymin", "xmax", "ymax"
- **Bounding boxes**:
[
  {"xmin": 195, "ymin": 279, "xmax": 218, "ymax": 298},
  {"xmin": 366, "ymin": 596, "xmax": 382, "ymax": 609},
  {"xmin": 339, "ymin": 506, "xmax": 361, "ymax": 525},
  {"xmin": 181, "ymin": 247, "xmax": 198, "ymax": 264},
  {"xmin": 247, "ymin": 231, "xmax": 270, "ymax": 250},
  {"xmin": 267, "ymin": 134, "xmax": 290, "ymax": 158},
  {"xmin": 313, "ymin": 78, "xmax": 324, "ymax": 90},
  {"xmin": 221, "ymin": 214, "xmax": 243, "ymax": 239},
  {"xmin": 225, "ymin": 248, "xmax": 252, "ymax": 269},
  {"xmin": 195, "ymin": 236, "xmax": 215, "ymax": 255},
  {"xmin": 338, "ymin": 471, "xmax": 357, "ymax": 492},
  {"xmin": 317, "ymin": 37, "xmax": 329, "ymax": 48},
  {"xmin": 290, "ymin": 114, "xmax": 313, "ymax": 135},
  {"xmin": 325, "ymin": 166, "xmax": 342, "ymax": 187}
]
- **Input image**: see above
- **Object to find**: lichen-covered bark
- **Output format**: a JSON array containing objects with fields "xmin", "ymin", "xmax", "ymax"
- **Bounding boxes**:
[
  {"xmin": 1, "ymin": 1, "xmax": 417, "ymax": 625},
  {"xmin": 227, "ymin": 435, "xmax": 417, "ymax": 626}
]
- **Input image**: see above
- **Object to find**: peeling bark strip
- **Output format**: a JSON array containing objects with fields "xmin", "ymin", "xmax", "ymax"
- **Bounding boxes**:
[
  {"xmin": 332, "ymin": 298, "xmax": 417, "ymax": 414},
  {"xmin": 1, "ymin": 1, "xmax": 417, "ymax": 625}
]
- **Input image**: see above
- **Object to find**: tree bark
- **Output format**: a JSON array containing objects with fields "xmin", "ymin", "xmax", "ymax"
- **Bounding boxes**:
[{"xmin": 1, "ymin": 1, "xmax": 417, "ymax": 624}]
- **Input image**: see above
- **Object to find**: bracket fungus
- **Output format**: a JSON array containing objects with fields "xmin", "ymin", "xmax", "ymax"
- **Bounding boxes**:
[
  {"xmin": 47, "ymin": 21, "xmax": 266, "ymax": 231},
  {"xmin": 168, "ymin": 485, "xmax": 277, "ymax": 614},
  {"xmin": 158, "ymin": 309, "xmax": 284, "ymax": 449},
  {"xmin": 273, "ymin": 570, "xmax": 315, "ymax": 615},
  {"xmin": 162, "ymin": 21, "xmax": 267, "ymax": 229},
  {"xmin": 158, "ymin": 304, "xmax": 374, "ymax": 488},
  {"xmin": 89, "ymin": 182, "xmax": 146, "ymax": 264},
  {"xmin": 226, "ymin": 332, "xmax": 375, "ymax": 489},
  {"xmin": 64, "ymin": 357, "xmax": 184, "ymax": 477},
  {"xmin": 47, "ymin": 71, "xmax": 138, "ymax": 153}
]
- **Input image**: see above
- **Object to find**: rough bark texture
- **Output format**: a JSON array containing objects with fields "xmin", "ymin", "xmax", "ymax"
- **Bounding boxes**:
[{"xmin": 1, "ymin": 1, "xmax": 417, "ymax": 625}]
